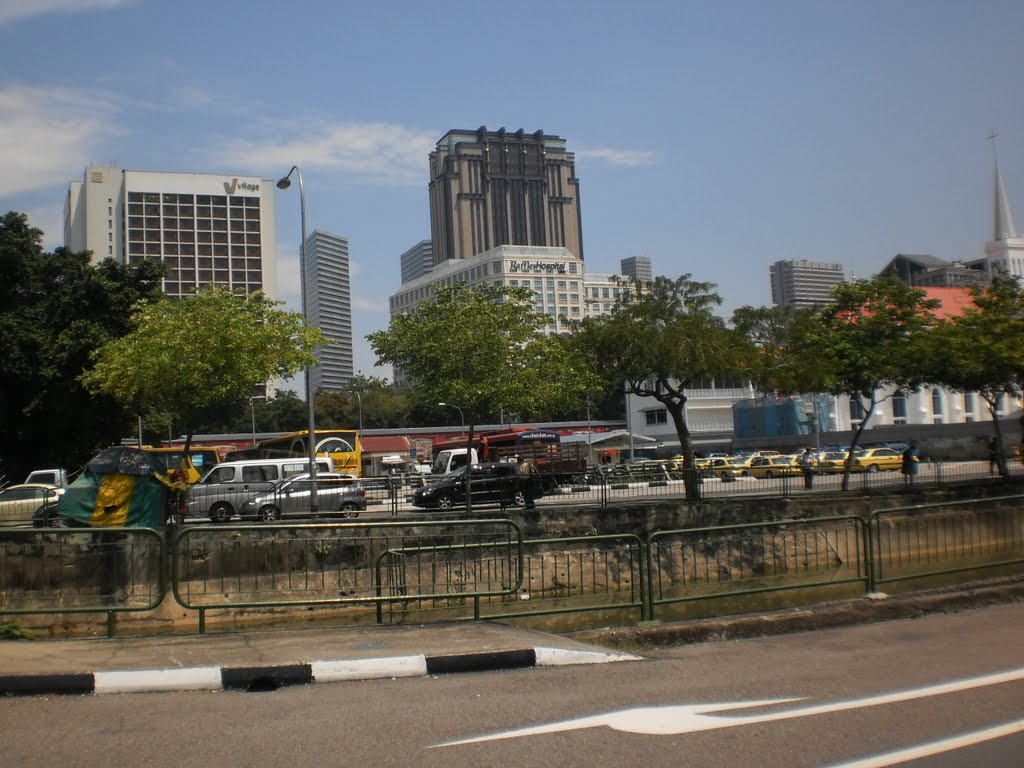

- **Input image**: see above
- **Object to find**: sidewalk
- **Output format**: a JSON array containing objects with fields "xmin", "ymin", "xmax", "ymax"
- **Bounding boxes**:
[{"xmin": 3, "ymin": 575, "xmax": 1022, "ymax": 697}]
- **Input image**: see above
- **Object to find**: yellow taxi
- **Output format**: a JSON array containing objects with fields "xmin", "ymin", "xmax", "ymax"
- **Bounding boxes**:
[
  {"xmin": 816, "ymin": 451, "xmax": 852, "ymax": 474},
  {"xmin": 850, "ymin": 447, "xmax": 904, "ymax": 472},
  {"xmin": 746, "ymin": 455, "xmax": 802, "ymax": 479},
  {"xmin": 702, "ymin": 457, "xmax": 747, "ymax": 480}
]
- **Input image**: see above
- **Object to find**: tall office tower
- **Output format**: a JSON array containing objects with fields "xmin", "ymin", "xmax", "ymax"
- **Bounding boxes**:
[
  {"xmin": 769, "ymin": 259, "xmax": 847, "ymax": 309},
  {"xmin": 64, "ymin": 165, "xmax": 278, "ymax": 300},
  {"xmin": 620, "ymin": 255, "xmax": 653, "ymax": 285},
  {"xmin": 428, "ymin": 127, "xmax": 584, "ymax": 265},
  {"xmin": 400, "ymin": 239, "xmax": 434, "ymax": 283},
  {"xmin": 304, "ymin": 229, "xmax": 354, "ymax": 392},
  {"xmin": 984, "ymin": 162, "xmax": 1024, "ymax": 280}
]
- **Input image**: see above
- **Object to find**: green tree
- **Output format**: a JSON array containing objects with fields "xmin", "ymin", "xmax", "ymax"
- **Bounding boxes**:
[
  {"xmin": 570, "ymin": 274, "xmax": 750, "ymax": 499},
  {"xmin": 795, "ymin": 275, "xmax": 941, "ymax": 488},
  {"xmin": 0, "ymin": 211, "xmax": 165, "ymax": 480},
  {"xmin": 317, "ymin": 375, "xmax": 414, "ymax": 430},
  {"xmin": 731, "ymin": 304, "xmax": 828, "ymax": 397},
  {"xmin": 930, "ymin": 274, "xmax": 1024, "ymax": 476},
  {"xmin": 368, "ymin": 284, "xmax": 596, "ymax": 510},
  {"xmin": 80, "ymin": 286, "xmax": 325, "ymax": 458}
]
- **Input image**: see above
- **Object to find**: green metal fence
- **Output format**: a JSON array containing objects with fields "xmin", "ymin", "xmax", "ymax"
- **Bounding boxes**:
[
  {"xmin": 645, "ymin": 516, "xmax": 869, "ymax": 621},
  {"xmin": 2, "ymin": 496, "xmax": 1023, "ymax": 636},
  {"xmin": 869, "ymin": 494, "xmax": 1024, "ymax": 590},
  {"xmin": 0, "ymin": 527, "xmax": 165, "ymax": 637},
  {"xmin": 170, "ymin": 519, "xmax": 522, "ymax": 633},
  {"xmin": 373, "ymin": 533, "xmax": 646, "ymax": 625}
]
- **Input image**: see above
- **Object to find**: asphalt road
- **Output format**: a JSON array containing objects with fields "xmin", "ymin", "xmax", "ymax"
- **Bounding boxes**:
[{"xmin": 3, "ymin": 603, "xmax": 1021, "ymax": 767}]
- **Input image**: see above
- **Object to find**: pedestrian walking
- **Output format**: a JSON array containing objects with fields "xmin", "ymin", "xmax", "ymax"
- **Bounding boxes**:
[
  {"xmin": 901, "ymin": 443, "xmax": 919, "ymax": 487},
  {"xmin": 798, "ymin": 448, "xmax": 816, "ymax": 490},
  {"xmin": 516, "ymin": 455, "xmax": 537, "ymax": 509},
  {"xmin": 988, "ymin": 437, "xmax": 1002, "ymax": 476}
]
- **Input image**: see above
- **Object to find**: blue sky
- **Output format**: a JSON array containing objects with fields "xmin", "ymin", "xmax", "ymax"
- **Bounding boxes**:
[{"xmin": 3, "ymin": 0, "xmax": 1023, "ymax": 380}]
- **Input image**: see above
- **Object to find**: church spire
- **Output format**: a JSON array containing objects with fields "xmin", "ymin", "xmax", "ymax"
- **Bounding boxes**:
[
  {"xmin": 995, "ymin": 165, "xmax": 1018, "ymax": 240},
  {"xmin": 989, "ymin": 131, "xmax": 1018, "ymax": 240}
]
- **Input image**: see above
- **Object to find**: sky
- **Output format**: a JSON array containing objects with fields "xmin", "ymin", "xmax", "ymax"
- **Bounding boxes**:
[{"xmin": 3, "ymin": 0, "xmax": 1024, "ymax": 381}]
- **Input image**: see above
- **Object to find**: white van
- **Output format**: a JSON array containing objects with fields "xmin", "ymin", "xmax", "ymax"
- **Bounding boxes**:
[{"xmin": 184, "ymin": 457, "xmax": 333, "ymax": 523}]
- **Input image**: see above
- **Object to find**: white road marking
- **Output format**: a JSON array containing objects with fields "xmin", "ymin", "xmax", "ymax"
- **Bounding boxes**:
[
  {"xmin": 824, "ymin": 718, "xmax": 1024, "ymax": 768},
  {"xmin": 432, "ymin": 666, "xmax": 1024, "ymax": 747}
]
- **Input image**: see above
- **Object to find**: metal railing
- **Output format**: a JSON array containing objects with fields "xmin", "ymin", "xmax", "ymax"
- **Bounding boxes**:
[
  {"xmin": 0, "ymin": 527, "xmax": 165, "ymax": 637},
  {"xmin": 170, "ymin": 519, "xmax": 522, "ymax": 633},
  {"xmin": 869, "ymin": 495, "xmax": 1024, "ymax": 590},
  {"xmin": 1, "ymin": 495, "xmax": 1021, "ymax": 636}
]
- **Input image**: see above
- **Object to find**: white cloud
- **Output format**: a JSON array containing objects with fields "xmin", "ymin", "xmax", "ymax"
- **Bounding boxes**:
[
  {"xmin": 0, "ymin": 0, "xmax": 131, "ymax": 25},
  {"xmin": 0, "ymin": 85, "xmax": 119, "ymax": 198},
  {"xmin": 575, "ymin": 146, "xmax": 659, "ymax": 167},
  {"xmin": 23, "ymin": 203, "xmax": 65, "ymax": 251},
  {"xmin": 215, "ymin": 122, "xmax": 437, "ymax": 186}
]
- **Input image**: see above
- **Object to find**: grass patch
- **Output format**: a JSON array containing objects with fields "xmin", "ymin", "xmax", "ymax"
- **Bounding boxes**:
[{"xmin": 0, "ymin": 622, "xmax": 36, "ymax": 640}]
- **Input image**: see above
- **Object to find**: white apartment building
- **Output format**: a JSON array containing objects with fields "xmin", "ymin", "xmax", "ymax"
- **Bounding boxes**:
[{"xmin": 64, "ymin": 165, "xmax": 278, "ymax": 300}]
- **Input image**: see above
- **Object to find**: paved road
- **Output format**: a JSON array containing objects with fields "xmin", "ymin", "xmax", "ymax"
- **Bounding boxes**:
[{"xmin": 3, "ymin": 603, "xmax": 1021, "ymax": 767}]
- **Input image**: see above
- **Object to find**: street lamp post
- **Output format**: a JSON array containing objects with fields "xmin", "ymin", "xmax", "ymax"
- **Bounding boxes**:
[
  {"xmin": 276, "ymin": 165, "xmax": 318, "ymax": 511},
  {"xmin": 250, "ymin": 395, "xmax": 266, "ymax": 447},
  {"xmin": 438, "ymin": 402, "xmax": 465, "ymax": 429}
]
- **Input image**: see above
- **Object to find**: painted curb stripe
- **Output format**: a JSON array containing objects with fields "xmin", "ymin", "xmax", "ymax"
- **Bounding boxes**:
[
  {"xmin": 221, "ymin": 663, "xmax": 313, "ymax": 690},
  {"xmin": 312, "ymin": 655, "xmax": 427, "ymax": 682},
  {"xmin": 0, "ymin": 673, "xmax": 94, "ymax": 696},
  {"xmin": 426, "ymin": 649, "xmax": 536, "ymax": 675},
  {"xmin": 533, "ymin": 646, "xmax": 642, "ymax": 666},
  {"xmin": 94, "ymin": 666, "xmax": 223, "ymax": 694}
]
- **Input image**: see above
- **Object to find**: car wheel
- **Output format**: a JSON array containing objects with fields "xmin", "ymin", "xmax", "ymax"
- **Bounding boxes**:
[
  {"xmin": 720, "ymin": 472, "xmax": 730, "ymax": 481},
  {"xmin": 209, "ymin": 502, "xmax": 233, "ymax": 523},
  {"xmin": 49, "ymin": 513, "xmax": 71, "ymax": 528},
  {"xmin": 867, "ymin": 464, "xmax": 879, "ymax": 473},
  {"xmin": 436, "ymin": 494, "xmax": 454, "ymax": 509},
  {"xmin": 513, "ymin": 490, "xmax": 526, "ymax": 506},
  {"xmin": 765, "ymin": 470, "xmax": 775, "ymax": 479},
  {"xmin": 257, "ymin": 505, "xmax": 280, "ymax": 523},
  {"xmin": 339, "ymin": 502, "xmax": 360, "ymax": 518}
]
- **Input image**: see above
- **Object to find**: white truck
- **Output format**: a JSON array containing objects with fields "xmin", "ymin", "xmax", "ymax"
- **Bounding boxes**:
[{"xmin": 25, "ymin": 468, "xmax": 70, "ymax": 487}]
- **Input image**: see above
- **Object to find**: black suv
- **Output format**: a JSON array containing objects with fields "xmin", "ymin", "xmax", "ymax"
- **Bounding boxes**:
[{"xmin": 411, "ymin": 463, "xmax": 525, "ymax": 510}]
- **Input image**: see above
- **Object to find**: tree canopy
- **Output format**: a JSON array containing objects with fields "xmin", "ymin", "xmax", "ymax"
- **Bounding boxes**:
[
  {"xmin": 368, "ymin": 284, "xmax": 596, "ymax": 427},
  {"xmin": 0, "ymin": 211, "xmax": 166, "ymax": 480},
  {"xmin": 80, "ymin": 285, "xmax": 325, "ymax": 450},
  {"xmin": 929, "ymin": 274, "xmax": 1024, "ymax": 474},
  {"xmin": 569, "ymin": 274, "xmax": 749, "ymax": 498}
]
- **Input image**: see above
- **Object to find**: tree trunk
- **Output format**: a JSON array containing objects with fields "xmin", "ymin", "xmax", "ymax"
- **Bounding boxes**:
[{"xmin": 666, "ymin": 398, "xmax": 700, "ymax": 500}]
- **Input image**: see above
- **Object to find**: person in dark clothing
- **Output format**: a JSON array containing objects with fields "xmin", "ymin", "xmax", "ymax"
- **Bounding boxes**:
[
  {"xmin": 901, "ymin": 443, "xmax": 919, "ymax": 486},
  {"xmin": 988, "ymin": 437, "xmax": 1002, "ymax": 476}
]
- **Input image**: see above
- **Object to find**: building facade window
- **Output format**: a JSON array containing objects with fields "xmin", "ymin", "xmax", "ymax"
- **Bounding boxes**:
[
  {"xmin": 892, "ymin": 390, "xmax": 907, "ymax": 424},
  {"xmin": 645, "ymin": 409, "xmax": 668, "ymax": 425},
  {"xmin": 931, "ymin": 388, "xmax": 943, "ymax": 424}
]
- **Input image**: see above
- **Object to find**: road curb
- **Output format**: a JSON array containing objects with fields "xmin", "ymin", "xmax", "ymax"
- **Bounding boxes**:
[
  {"xmin": 570, "ymin": 576, "xmax": 1024, "ymax": 651},
  {"xmin": 0, "ymin": 645, "xmax": 639, "ymax": 697}
]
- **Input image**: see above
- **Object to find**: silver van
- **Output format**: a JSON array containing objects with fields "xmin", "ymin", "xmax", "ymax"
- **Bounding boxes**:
[{"xmin": 184, "ymin": 457, "xmax": 334, "ymax": 522}]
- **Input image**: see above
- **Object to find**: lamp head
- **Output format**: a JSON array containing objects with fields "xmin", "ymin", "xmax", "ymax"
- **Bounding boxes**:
[{"xmin": 276, "ymin": 177, "xmax": 291, "ymax": 190}]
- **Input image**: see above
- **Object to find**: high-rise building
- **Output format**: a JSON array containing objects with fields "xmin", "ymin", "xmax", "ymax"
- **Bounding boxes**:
[
  {"xmin": 399, "ymin": 239, "xmax": 433, "ymax": 284},
  {"xmin": 769, "ymin": 259, "xmax": 846, "ymax": 309},
  {"xmin": 620, "ymin": 255, "xmax": 652, "ymax": 285},
  {"xmin": 64, "ymin": 165, "xmax": 278, "ymax": 300},
  {"xmin": 428, "ymin": 127, "xmax": 583, "ymax": 265},
  {"xmin": 305, "ymin": 229, "xmax": 354, "ymax": 392}
]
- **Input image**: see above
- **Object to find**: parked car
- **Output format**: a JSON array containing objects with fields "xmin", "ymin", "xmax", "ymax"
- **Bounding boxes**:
[
  {"xmin": 0, "ymin": 484, "xmax": 64, "ymax": 527},
  {"xmin": 701, "ymin": 458, "xmax": 746, "ymax": 480},
  {"xmin": 747, "ymin": 455, "xmax": 802, "ymax": 479},
  {"xmin": 185, "ymin": 457, "xmax": 334, "ymax": 522},
  {"xmin": 851, "ymin": 447, "xmax": 904, "ymax": 472},
  {"xmin": 412, "ymin": 463, "xmax": 525, "ymax": 510},
  {"xmin": 241, "ymin": 473, "xmax": 366, "ymax": 522},
  {"xmin": 816, "ymin": 451, "xmax": 853, "ymax": 474}
]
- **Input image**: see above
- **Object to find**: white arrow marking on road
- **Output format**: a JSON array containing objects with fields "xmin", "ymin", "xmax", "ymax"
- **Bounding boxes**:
[{"xmin": 432, "ymin": 666, "xmax": 1024, "ymax": 748}]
